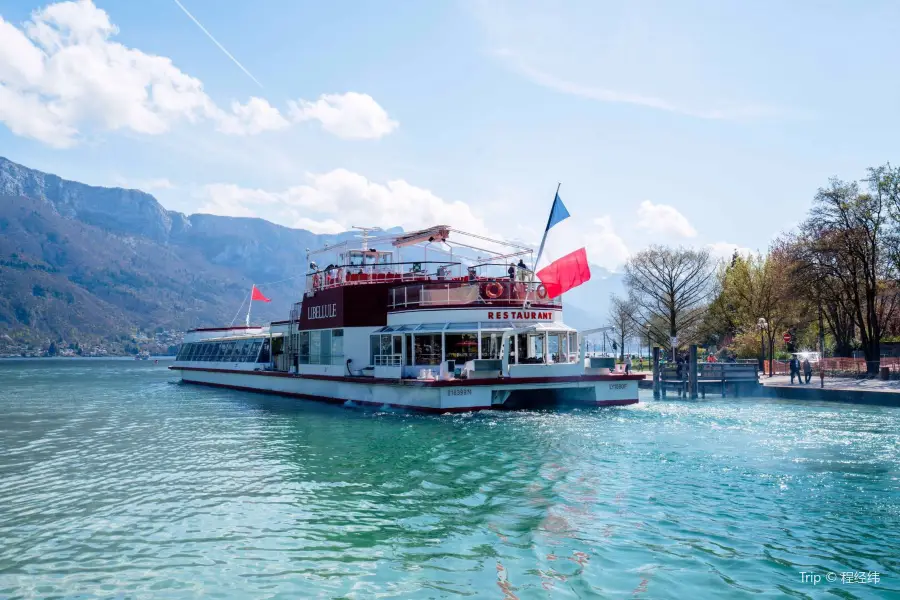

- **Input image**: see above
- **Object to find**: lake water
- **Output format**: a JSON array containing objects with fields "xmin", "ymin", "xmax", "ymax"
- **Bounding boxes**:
[{"xmin": 0, "ymin": 359, "xmax": 897, "ymax": 599}]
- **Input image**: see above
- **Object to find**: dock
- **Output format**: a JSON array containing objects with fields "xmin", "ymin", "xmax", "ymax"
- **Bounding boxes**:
[{"xmin": 761, "ymin": 375, "xmax": 900, "ymax": 407}]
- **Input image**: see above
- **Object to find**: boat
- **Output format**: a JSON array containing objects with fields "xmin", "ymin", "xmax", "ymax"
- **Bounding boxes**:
[
  {"xmin": 135, "ymin": 351, "xmax": 150, "ymax": 360},
  {"xmin": 170, "ymin": 225, "xmax": 643, "ymax": 412}
]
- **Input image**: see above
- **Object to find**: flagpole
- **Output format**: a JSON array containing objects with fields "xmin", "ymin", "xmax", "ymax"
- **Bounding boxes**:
[
  {"xmin": 245, "ymin": 284, "xmax": 253, "ymax": 327},
  {"xmin": 534, "ymin": 182, "xmax": 561, "ymax": 271},
  {"xmin": 524, "ymin": 182, "xmax": 561, "ymax": 307}
]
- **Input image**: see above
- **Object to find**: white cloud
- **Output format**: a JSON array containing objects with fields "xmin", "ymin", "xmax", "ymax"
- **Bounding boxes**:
[
  {"xmin": 288, "ymin": 92, "xmax": 398, "ymax": 139},
  {"xmin": 0, "ymin": 1, "xmax": 395, "ymax": 146},
  {"xmin": 636, "ymin": 200, "xmax": 697, "ymax": 238},
  {"xmin": 216, "ymin": 97, "xmax": 289, "ymax": 135},
  {"xmin": 194, "ymin": 169, "xmax": 487, "ymax": 235},
  {"xmin": 583, "ymin": 215, "xmax": 629, "ymax": 271}
]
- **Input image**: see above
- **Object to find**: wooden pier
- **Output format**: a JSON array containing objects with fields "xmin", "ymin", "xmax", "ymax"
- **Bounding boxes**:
[{"xmin": 652, "ymin": 345, "xmax": 760, "ymax": 399}]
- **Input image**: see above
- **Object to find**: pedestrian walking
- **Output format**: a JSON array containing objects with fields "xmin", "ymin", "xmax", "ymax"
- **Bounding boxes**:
[
  {"xmin": 624, "ymin": 355, "xmax": 632, "ymax": 375},
  {"xmin": 789, "ymin": 356, "xmax": 801, "ymax": 384},
  {"xmin": 802, "ymin": 358, "xmax": 812, "ymax": 384}
]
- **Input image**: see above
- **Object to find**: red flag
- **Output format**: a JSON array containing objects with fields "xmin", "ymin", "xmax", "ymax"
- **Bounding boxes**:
[{"xmin": 251, "ymin": 285, "xmax": 271, "ymax": 302}]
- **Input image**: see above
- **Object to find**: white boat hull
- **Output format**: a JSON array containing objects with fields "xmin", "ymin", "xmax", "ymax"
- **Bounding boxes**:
[{"xmin": 173, "ymin": 367, "xmax": 640, "ymax": 413}]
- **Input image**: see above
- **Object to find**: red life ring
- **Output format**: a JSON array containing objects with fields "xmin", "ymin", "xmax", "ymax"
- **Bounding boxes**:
[
  {"xmin": 536, "ymin": 284, "xmax": 548, "ymax": 299},
  {"xmin": 484, "ymin": 281, "xmax": 503, "ymax": 299}
]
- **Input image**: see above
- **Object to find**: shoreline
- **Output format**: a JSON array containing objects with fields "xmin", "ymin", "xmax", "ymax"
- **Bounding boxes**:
[{"xmin": 0, "ymin": 355, "xmax": 175, "ymax": 360}]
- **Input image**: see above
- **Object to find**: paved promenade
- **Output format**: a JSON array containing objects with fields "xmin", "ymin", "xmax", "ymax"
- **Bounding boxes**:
[{"xmin": 761, "ymin": 374, "xmax": 900, "ymax": 394}]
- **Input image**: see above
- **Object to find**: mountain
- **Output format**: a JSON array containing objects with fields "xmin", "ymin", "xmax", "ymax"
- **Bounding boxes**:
[
  {"xmin": 0, "ymin": 156, "xmax": 610, "ymax": 354},
  {"xmin": 0, "ymin": 156, "xmax": 367, "ymax": 354}
]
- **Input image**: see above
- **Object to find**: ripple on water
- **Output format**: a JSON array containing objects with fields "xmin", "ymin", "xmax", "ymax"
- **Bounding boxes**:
[{"xmin": 0, "ymin": 360, "xmax": 898, "ymax": 599}]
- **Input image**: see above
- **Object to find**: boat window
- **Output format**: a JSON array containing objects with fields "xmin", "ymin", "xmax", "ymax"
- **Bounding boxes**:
[
  {"xmin": 348, "ymin": 251, "xmax": 365, "ymax": 267},
  {"xmin": 331, "ymin": 330, "xmax": 344, "ymax": 364},
  {"xmin": 569, "ymin": 332, "xmax": 578, "ymax": 361},
  {"xmin": 446, "ymin": 322, "xmax": 478, "ymax": 330},
  {"xmin": 247, "ymin": 340, "xmax": 262, "ymax": 362},
  {"xmin": 311, "ymin": 331, "xmax": 323, "ymax": 364},
  {"xmin": 382, "ymin": 326, "xmax": 396, "ymax": 333},
  {"xmin": 405, "ymin": 333, "xmax": 413, "ymax": 365},
  {"xmin": 258, "ymin": 338, "xmax": 271, "ymax": 363},
  {"xmin": 514, "ymin": 333, "xmax": 546, "ymax": 364},
  {"xmin": 445, "ymin": 333, "xmax": 478, "ymax": 364},
  {"xmin": 548, "ymin": 334, "xmax": 559, "ymax": 363},
  {"xmin": 416, "ymin": 323, "xmax": 446, "ymax": 332},
  {"xmin": 413, "ymin": 333, "xmax": 441, "ymax": 365},
  {"xmin": 298, "ymin": 331, "xmax": 311, "ymax": 364},
  {"xmin": 320, "ymin": 330, "xmax": 332, "ymax": 364},
  {"xmin": 369, "ymin": 335, "xmax": 379, "ymax": 364},
  {"xmin": 370, "ymin": 333, "xmax": 402, "ymax": 366},
  {"xmin": 396, "ymin": 324, "xmax": 417, "ymax": 331},
  {"xmin": 480, "ymin": 332, "xmax": 503, "ymax": 360}
]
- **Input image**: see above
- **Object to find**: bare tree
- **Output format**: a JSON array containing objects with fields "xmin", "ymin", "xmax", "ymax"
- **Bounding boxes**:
[
  {"xmin": 607, "ymin": 294, "xmax": 638, "ymax": 360},
  {"xmin": 624, "ymin": 246, "xmax": 715, "ymax": 353},
  {"xmin": 781, "ymin": 233, "xmax": 857, "ymax": 357}
]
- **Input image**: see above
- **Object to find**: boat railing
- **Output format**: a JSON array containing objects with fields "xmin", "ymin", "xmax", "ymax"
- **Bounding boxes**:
[
  {"xmin": 373, "ymin": 354, "xmax": 403, "ymax": 367},
  {"xmin": 388, "ymin": 279, "xmax": 560, "ymax": 310},
  {"xmin": 305, "ymin": 261, "xmax": 462, "ymax": 295}
]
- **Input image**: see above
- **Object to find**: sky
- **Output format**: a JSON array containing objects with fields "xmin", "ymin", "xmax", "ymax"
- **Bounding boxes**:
[{"xmin": 1, "ymin": 0, "xmax": 899, "ymax": 271}]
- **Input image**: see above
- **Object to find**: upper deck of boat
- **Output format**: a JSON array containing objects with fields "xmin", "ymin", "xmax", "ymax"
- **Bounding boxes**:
[{"xmin": 304, "ymin": 265, "xmax": 560, "ymax": 311}]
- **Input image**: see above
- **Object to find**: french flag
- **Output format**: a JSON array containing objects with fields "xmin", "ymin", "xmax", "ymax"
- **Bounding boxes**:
[{"xmin": 535, "ymin": 191, "xmax": 591, "ymax": 298}]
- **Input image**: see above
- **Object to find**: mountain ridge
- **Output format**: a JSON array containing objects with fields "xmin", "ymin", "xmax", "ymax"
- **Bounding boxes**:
[{"xmin": 0, "ymin": 156, "xmax": 617, "ymax": 354}]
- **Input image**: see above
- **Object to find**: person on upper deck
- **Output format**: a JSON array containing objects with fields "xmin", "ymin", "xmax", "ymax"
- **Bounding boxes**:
[{"xmin": 516, "ymin": 259, "xmax": 531, "ymax": 283}]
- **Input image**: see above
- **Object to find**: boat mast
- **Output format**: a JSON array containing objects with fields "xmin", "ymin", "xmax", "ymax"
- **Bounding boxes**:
[{"xmin": 245, "ymin": 284, "xmax": 253, "ymax": 327}]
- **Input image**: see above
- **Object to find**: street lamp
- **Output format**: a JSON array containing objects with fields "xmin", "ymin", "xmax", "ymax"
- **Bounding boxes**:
[{"xmin": 757, "ymin": 318, "xmax": 768, "ymax": 375}]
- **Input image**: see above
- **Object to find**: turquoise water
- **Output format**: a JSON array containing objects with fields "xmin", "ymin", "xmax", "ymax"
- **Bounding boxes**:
[{"xmin": 0, "ymin": 360, "xmax": 897, "ymax": 599}]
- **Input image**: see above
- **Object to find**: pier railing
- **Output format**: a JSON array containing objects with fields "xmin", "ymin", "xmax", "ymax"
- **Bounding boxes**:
[
  {"xmin": 764, "ymin": 357, "xmax": 900, "ymax": 379},
  {"xmin": 659, "ymin": 361, "xmax": 759, "ymax": 398}
]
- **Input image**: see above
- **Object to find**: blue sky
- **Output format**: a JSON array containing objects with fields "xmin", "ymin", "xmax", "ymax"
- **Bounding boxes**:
[{"xmin": 2, "ymin": 0, "xmax": 898, "ymax": 270}]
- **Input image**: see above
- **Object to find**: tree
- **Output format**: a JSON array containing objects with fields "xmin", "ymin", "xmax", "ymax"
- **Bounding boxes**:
[
  {"xmin": 781, "ymin": 233, "xmax": 857, "ymax": 357},
  {"xmin": 624, "ymin": 246, "xmax": 715, "ymax": 352},
  {"xmin": 607, "ymin": 294, "xmax": 638, "ymax": 360},
  {"xmin": 712, "ymin": 250, "xmax": 798, "ymax": 370},
  {"xmin": 797, "ymin": 174, "xmax": 899, "ymax": 373}
]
